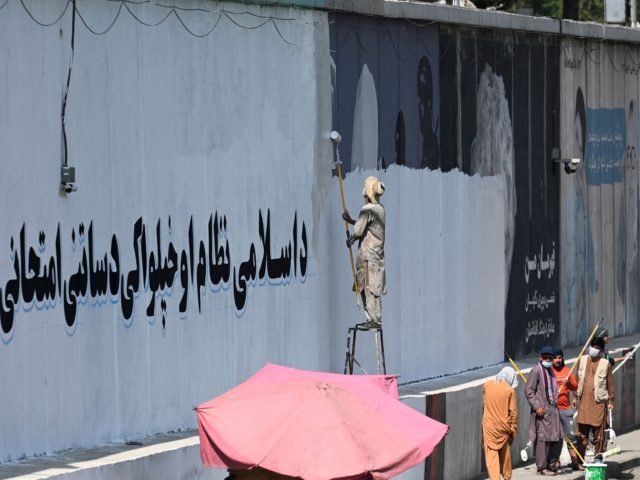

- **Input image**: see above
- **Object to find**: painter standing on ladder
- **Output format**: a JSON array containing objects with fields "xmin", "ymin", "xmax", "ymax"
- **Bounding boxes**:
[{"xmin": 343, "ymin": 176, "xmax": 386, "ymax": 327}]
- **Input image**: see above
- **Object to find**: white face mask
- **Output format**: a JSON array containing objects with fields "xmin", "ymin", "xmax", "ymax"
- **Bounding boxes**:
[{"xmin": 589, "ymin": 346, "xmax": 601, "ymax": 358}]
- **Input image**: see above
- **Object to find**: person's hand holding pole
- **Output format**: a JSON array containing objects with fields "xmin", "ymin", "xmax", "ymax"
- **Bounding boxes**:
[{"xmin": 558, "ymin": 319, "xmax": 602, "ymax": 394}]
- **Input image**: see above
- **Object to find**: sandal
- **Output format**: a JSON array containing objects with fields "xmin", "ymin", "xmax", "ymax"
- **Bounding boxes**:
[{"xmin": 537, "ymin": 469, "xmax": 557, "ymax": 476}]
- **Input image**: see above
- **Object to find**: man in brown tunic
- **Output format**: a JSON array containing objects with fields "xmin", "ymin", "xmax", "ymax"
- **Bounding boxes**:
[
  {"xmin": 575, "ymin": 336, "xmax": 615, "ymax": 458},
  {"xmin": 482, "ymin": 367, "xmax": 519, "ymax": 480}
]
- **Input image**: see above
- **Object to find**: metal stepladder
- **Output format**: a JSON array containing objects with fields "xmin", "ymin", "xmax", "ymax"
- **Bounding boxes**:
[{"xmin": 344, "ymin": 323, "xmax": 387, "ymax": 374}]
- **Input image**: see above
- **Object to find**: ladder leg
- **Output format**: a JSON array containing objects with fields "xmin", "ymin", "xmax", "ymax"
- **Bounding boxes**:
[
  {"xmin": 350, "ymin": 327, "xmax": 358, "ymax": 374},
  {"xmin": 374, "ymin": 331, "xmax": 381, "ymax": 374},
  {"xmin": 344, "ymin": 328, "xmax": 353, "ymax": 374},
  {"xmin": 379, "ymin": 327, "xmax": 387, "ymax": 374}
]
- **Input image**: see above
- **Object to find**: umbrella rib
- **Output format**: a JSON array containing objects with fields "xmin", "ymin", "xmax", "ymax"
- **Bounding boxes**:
[
  {"xmin": 255, "ymin": 386, "xmax": 325, "ymax": 469},
  {"xmin": 326, "ymin": 389, "xmax": 375, "ymax": 476},
  {"xmin": 256, "ymin": 384, "xmax": 371, "ymax": 478}
]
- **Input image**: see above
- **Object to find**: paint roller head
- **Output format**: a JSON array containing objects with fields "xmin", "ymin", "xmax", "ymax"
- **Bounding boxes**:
[
  {"xmin": 330, "ymin": 131, "xmax": 342, "ymax": 144},
  {"xmin": 604, "ymin": 446, "xmax": 621, "ymax": 458},
  {"xmin": 520, "ymin": 449, "xmax": 528, "ymax": 462},
  {"xmin": 595, "ymin": 446, "xmax": 621, "ymax": 461},
  {"xmin": 520, "ymin": 441, "xmax": 533, "ymax": 462}
]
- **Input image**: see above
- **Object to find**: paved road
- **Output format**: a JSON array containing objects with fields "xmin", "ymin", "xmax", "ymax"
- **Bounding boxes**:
[{"xmin": 503, "ymin": 425, "xmax": 640, "ymax": 479}]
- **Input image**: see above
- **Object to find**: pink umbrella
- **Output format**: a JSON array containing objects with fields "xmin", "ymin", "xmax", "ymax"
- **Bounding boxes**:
[{"xmin": 195, "ymin": 363, "xmax": 448, "ymax": 480}]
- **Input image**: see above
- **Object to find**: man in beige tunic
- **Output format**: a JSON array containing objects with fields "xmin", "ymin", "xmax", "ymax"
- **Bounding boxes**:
[
  {"xmin": 575, "ymin": 336, "xmax": 615, "ymax": 459},
  {"xmin": 482, "ymin": 367, "xmax": 519, "ymax": 480},
  {"xmin": 343, "ymin": 176, "xmax": 386, "ymax": 326}
]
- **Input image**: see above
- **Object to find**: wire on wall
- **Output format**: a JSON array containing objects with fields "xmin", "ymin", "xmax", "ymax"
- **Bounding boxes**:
[
  {"xmin": 7, "ymin": 0, "xmax": 295, "ymax": 43},
  {"xmin": 19, "ymin": 0, "xmax": 71, "ymax": 26},
  {"xmin": 61, "ymin": 0, "xmax": 76, "ymax": 168}
]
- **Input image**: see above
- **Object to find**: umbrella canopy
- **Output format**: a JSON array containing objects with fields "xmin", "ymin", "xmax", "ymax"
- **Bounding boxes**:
[{"xmin": 195, "ymin": 363, "xmax": 448, "ymax": 480}]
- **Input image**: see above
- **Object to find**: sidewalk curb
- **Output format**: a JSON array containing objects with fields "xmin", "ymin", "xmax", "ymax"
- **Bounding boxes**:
[{"xmin": 536, "ymin": 455, "xmax": 640, "ymax": 479}]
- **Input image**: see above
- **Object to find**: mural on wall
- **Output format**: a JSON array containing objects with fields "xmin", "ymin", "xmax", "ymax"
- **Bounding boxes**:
[
  {"xmin": 470, "ymin": 63, "xmax": 516, "ymax": 294},
  {"xmin": 560, "ymin": 41, "xmax": 640, "ymax": 342},
  {"xmin": 0, "ymin": 211, "xmax": 308, "ymax": 343},
  {"xmin": 445, "ymin": 30, "xmax": 560, "ymax": 357},
  {"xmin": 330, "ymin": 17, "xmax": 560, "ymax": 358},
  {"xmin": 330, "ymin": 15, "xmax": 441, "ymax": 172}
]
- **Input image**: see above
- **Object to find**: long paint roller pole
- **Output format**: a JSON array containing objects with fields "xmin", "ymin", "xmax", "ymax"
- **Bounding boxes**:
[
  {"xmin": 612, "ymin": 340, "xmax": 640, "ymax": 374},
  {"xmin": 507, "ymin": 354, "xmax": 528, "ymax": 384},
  {"xmin": 558, "ymin": 318, "xmax": 602, "ymax": 395},
  {"xmin": 506, "ymin": 354, "xmax": 586, "ymax": 465},
  {"xmin": 331, "ymin": 131, "xmax": 360, "ymax": 306}
]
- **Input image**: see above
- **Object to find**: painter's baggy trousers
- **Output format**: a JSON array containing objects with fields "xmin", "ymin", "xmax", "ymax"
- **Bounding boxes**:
[{"xmin": 356, "ymin": 258, "xmax": 384, "ymax": 324}]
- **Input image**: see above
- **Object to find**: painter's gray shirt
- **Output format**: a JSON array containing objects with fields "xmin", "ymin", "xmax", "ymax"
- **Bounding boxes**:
[{"xmin": 353, "ymin": 203, "xmax": 386, "ymax": 296}]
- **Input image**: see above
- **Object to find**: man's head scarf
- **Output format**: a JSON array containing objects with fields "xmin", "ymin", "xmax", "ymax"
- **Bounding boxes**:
[
  {"xmin": 495, "ymin": 366, "xmax": 519, "ymax": 389},
  {"xmin": 363, "ymin": 176, "xmax": 385, "ymax": 204}
]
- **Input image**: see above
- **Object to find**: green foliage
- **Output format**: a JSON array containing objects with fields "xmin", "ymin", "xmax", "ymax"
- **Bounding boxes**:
[
  {"xmin": 580, "ymin": 0, "xmax": 605, "ymax": 21},
  {"xmin": 531, "ymin": 0, "xmax": 564, "ymax": 18},
  {"xmin": 501, "ymin": 0, "xmax": 604, "ymax": 21}
]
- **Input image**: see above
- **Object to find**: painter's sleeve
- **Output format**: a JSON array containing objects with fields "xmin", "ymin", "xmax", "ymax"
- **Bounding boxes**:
[{"xmin": 352, "ymin": 208, "xmax": 369, "ymax": 239}]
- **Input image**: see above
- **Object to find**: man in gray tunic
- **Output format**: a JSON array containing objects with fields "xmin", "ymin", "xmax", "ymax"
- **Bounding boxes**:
[
  {"xmin": 343, "ymin": 176, "xmax": 386, "ymax": 327},
  {"xmin": 525, "ymin": 345, "xmax": 562, "ymax": 476}
]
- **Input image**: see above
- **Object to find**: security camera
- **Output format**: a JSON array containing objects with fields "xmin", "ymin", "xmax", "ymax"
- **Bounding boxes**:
[
  {"xmin": 62, "ymin": 182, "xmax": 78, "ymax": 193},
  {"xmin": 330, "ymin": 131, "xmax": 342, "ymax": 144},
  {"xmin": 552, "ymin": 148, "xmax": 580, "ymax": 174}
]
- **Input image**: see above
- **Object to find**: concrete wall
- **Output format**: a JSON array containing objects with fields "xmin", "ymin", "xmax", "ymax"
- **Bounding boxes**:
[
  {"xmin": 14, "ymin": 352, "xmax": 635, "ymax": 480},
  {"xmin": 329, "ymin": 15, "xmax": 561, "ymax": 361},
  {"xmin": 3, "ymin": 0, "xmax": 640, "ymax": 474},
  {"xmin": 0, "ymin": 0, "xmax": 333, "ymax": 463},
  {"xmin": 37, "ymin": 442, "xmax": 218, "ymax": 480},
  {"xmin": 0, "ymin": 0, "xmax": 510, "ymax": 463},
  {"xmin": 560, "ymin": 39, "xmax": 640, "ymax": 346},
  {"xmin": 325, "ymin": 167, "xmax": 506, "ymax": 379}
]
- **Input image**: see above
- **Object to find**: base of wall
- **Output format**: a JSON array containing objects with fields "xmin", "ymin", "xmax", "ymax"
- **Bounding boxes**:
[{"xmin": 3, "ymin": 334, "xmax": 638, "ymax": 480}]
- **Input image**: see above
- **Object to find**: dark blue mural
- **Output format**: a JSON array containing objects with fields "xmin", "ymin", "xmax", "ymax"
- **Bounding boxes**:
[{"xmin": 330, "ymin": 15, "xmax": 561, "ymax": 357}]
